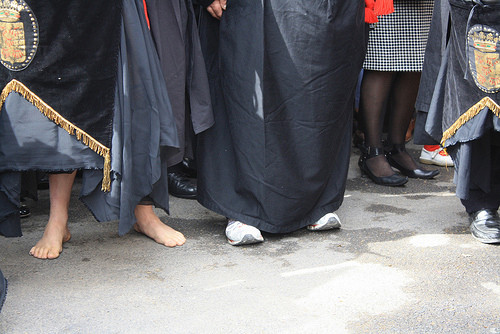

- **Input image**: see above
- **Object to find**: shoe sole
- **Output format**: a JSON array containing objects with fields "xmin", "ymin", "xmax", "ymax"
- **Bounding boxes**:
[
  {"xmin": 228, "ymin": 234, "xmax": 264, "ymax": 246},
  {"xmin": 168, "ymin": 192, "xmax": 197, "ymax": 200},
  {"xmin": 372, "ymin": 178, "xmax": 408, "ymax": 186},
  {"xmin": 470, "ymin": 226, "xmax": 500, "ymax": 244},
  {"xmin": 307, "ymin": 220, "xmax": 341, "ymax": 231},
  {"xmin": 419, "ymin": 157, "xmax": 453, "ymax": 167},
  {"xmin": 359, "ymin": 164, "xmax": 408, "ymax": 187}
]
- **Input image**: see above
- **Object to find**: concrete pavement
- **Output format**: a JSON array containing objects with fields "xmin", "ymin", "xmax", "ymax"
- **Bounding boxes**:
[{"xmin": 0, "ymin": 144, "xmax": 499, "ymax": 333}]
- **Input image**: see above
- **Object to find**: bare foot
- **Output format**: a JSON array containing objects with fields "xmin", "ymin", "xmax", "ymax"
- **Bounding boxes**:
[
  {"xmin": 134, "ymin": 205, "xmax": 186, "ymax": 247},
  {"xmin": 30, "ymin": 171, "xmax": 76, "ymax": 259},
  {"xmin": 29, "ymin": 220, "xmax": 71, "ymax": 260}
]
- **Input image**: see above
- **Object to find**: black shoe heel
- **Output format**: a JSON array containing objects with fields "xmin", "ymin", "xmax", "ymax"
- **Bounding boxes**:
[
  {"xmin": 386, "ymin": 144, "xmax": 439, "ymax": 179},
  {"xmin": 358, "ymin": 147, "xmax": 408, "ymax": 186}
]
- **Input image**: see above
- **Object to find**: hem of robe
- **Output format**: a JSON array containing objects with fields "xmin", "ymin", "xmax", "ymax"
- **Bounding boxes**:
[
  {"xmin": 0, "ymin": 0, "xmax": 179, "ymax": 238},
  {"xmin": 198, "ymin": 191, "xmax": 343, "ymax": 234},
  {"xmin": 441, "ymin": 103, "xmax": 500, "ymax": 148},
  {"xmin": 438, "ymin": 106, "xmax": 500, "ymax": 201},
  {"xmin": 447, "ymin": 129, "xmax": 500, "ymax": 201},
  {"xmin": 196, "ymin": 0, "xmax": 363, "ymax": 236}
]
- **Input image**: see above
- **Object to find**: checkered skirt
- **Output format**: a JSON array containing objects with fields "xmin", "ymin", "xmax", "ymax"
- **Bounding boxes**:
[{"xmin": 363, "ymin": 0, "xmax": 434, "ymax": 71}]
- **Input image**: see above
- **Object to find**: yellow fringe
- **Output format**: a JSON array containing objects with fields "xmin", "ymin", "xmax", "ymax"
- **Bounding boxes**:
[
  {"xmin": 441, "ymin": 97, "xmax": 500, "ymax": 147},
  {"xmin": 0, "ymin": 79, "xmax": 112, "ymax": 192}
]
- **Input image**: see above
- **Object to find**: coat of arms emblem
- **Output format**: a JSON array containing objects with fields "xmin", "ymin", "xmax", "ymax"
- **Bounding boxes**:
[
  {"xmin": 467, "ymin": 24, "xmax": 500, "ymax": 94},
  {"xmin": 0, "ymin": 0, "xmax": 38, "ymax": 71}
]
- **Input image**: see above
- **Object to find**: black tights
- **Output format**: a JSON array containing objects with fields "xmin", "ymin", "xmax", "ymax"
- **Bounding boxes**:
[{"xmin": 359, "ymin": 70, "xmax": 421, "ymax": 176}]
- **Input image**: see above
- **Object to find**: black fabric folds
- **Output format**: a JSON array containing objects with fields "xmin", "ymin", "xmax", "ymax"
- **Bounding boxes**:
[
  {"xmin": 423, "ymin": 0, "xmax": 500, "ymax": 199},
  {"xmin": 145, "ymin": 0, "xmax": 213, "ymax": 166},
  {"xmin": 197, "ymin": 0, "xmax": 367, "ymax": 233},
  {"xmin": 439, "ymin": 0, "xmax": 500, "ymax": 145},
  {"xmin": 414, "ymin": 0, "xmax": 451, "ymax": 145},
  {"xmin": 0, "ymin": 0, "xmax": 179, "ymax": 237},
  {"xmin": 0, "ymin": 1, "xmax": 123, "ymax": 148},
  {"xmin": 424, "ymin": 0, "xmax": 500, "ymax": 147}
]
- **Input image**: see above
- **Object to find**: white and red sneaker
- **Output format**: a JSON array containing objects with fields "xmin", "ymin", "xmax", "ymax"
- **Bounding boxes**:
[
  {"xmin": 225, "ymin": 220, "xmax": 264, "ymax": 246},
  {"xmin": 419, "ymin": 145, "xmax": 454, "ymax": 167},
  {"xmin": 307, "ymin": 213, "xmax": 341, "ymax": 231}
]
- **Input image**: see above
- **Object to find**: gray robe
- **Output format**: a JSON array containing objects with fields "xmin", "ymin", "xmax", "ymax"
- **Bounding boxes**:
[
  {"xmin": 0, "ymin": 0, "xmax": 179, "ymax": 237},
  {"xmin": 145, "ymin": 0, "xmax": 213, "ymax": 165}
]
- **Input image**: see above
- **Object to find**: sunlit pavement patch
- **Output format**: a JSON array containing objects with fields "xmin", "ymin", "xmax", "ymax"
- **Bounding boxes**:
[
  {"xmin": 409, "ymin": 234, "xmax": 450, "ymax": 247},
  {"xmin": 283, "ymin": 261, "xmax": 413, "ymax": 332}
]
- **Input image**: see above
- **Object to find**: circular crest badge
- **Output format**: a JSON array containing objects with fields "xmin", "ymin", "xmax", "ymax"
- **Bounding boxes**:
[
  {"xmin": 0, "ymin": 0, "xmax": 38, "ymax": 71},
  {"xmin": 467, "ymin": 24, "xmax": 500, "ymax": 94}
]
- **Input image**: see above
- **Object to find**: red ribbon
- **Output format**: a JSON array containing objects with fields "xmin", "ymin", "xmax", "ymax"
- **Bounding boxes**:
[
  {"xmin": 365, "ymin": 0, "xmax": 394, "ymax": 23},
  {"xmin": 143, "ymin": 0, "xmax": 151, "ymax": 29}
]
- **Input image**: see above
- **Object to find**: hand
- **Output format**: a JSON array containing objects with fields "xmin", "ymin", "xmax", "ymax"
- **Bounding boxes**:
[{"xmin": 206, "ymin": 0, "xmax": 227, "ymax": 20}]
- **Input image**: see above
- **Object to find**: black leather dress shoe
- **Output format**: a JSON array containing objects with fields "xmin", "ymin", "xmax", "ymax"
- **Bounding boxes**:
[
  {"xmin": 0, "ymin": 269, "xmax": 7, "ymax": 312},
  {"xmin": 358, "ymin": 147, "xmax": 408, "ymax": 186},
  {"xmin": 181, "ymin": 158, "xmax": 197, "ymax": 178},
  {"xmin": 469, "ymin": 209, "xmax": 500, "ymax": 244},
  {"xmin": 168, "ymin": 172, "xmax": 197, "ymax": 199},
  {"xmin": 386, "ymin": 145, "xmax": 439, "ymax": 179}
]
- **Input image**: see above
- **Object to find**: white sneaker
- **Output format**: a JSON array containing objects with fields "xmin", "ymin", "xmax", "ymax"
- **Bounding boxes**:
[
  {"xmin": 307, "ymin": 213, "xmax": 341, "ymax": 231},
  {"xmin": 419, "ymin": 146, "xmax": 454, "ymax": 167},
  {"xmin": 225, "ymin": 220, "xmax": 264, "ymax": 246}
]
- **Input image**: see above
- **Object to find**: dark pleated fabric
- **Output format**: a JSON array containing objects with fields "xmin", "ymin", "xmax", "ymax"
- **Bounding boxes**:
[
  {"xmin": 197, "ymin": 0, "xmax": 368, "ymax": 233},
  {"xmin": 423, "ymin": 0, "xmax": 500, "ymax": 200},
  {"xmin": 415, "ymin": 0, "xmax": 450, "ymax": 114},
  {"xmin": 0, "ymin": 0, "xmax": 179, "ymax": 237},
  {"xmin": 145, "ymin": 0, "xmax": 214, "ymax": 166},
  {"xmin": 414, "ymin": 0, "xmax": 451, "ymax": 145},
  {"xmin": 0, "ymin": 1, "xmax": 123, "ymax": 150}
]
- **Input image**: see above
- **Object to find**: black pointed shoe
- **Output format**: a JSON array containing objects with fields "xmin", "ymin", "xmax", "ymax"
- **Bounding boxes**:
[
  {"xmin": 358, "ymin": 147, "xmax": 408, "ymax": 186},
  {"xmin": 469, "ymin": 209, "xmax": 500, "ymax": 244},
  {"xmin": 181, "ymin": 158, "xmax": 197, "ymax": 178},
  {"xmin": 168, "ymin": 172, "xmax": 197, "ymax": 199},
  {"xmin": 386, "ymin": 144, "xmax": 439, "ymax": 179}
]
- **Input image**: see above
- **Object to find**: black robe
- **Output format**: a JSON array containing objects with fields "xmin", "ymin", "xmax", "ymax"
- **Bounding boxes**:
[
  {"xmin": 195, "ymin": 0, "xmax": 368, "ymax": 233},
  {"xmin": 0, "ymin": 0, "xmax": 179, "ymax": 237},
  {"xmin": 145, "ymin": 0, "xmax": 213, "ymax": 165},
  {"xmin": 423, "ymin": 0, "xmax": 500, "ymax": 200},
  {"xmin": 414, "ymin": 0, "xmax": 451, "ymax": 145}
]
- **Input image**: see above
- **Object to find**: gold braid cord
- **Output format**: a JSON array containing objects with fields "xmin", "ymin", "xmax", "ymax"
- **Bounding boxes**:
[
  {"xmin": 441, "ymin": 96, "xmax": 500, "ymax": 147},
  {"xmin": 0, "ymin": 79, "xmax": 111, "ymax": 192}
]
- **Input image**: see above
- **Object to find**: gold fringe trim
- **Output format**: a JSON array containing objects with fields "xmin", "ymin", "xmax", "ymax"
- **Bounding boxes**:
[
  {"xmin": 441, "ymin": 97, "xmax": 500, "ymax": 147},
  {"xmin": 0, "ymin": 79, "xmax": 112, "ymax": 192}
]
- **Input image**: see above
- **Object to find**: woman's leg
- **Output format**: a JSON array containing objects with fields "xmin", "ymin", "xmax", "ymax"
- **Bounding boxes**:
[
  {"xmin": 359, "ymin": 70, "xmax": 395, "ymax": 177},
  {"xmin": 387, "ymin": 71, "xmax": 422, "ymax": 170}
]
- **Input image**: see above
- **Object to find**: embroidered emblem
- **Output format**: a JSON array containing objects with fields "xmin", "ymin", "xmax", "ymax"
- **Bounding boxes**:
[
  {"xmin": 467, "ymin": 25, "xmax": 500, "ymax": 94},
  {"xmin": 0, "ymin": 0, "xmax": 38, "ymax": 71}
]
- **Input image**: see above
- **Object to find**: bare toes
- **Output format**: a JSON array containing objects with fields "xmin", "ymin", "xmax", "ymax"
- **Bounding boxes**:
[
  {"xmin": 47, "ymin": 251, "xmax": 60, "ymax": 260},
  {"xmin": 38, "ymin": 248, "xmax": 48, "ymax": 259}
]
